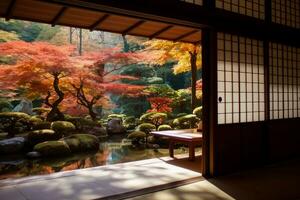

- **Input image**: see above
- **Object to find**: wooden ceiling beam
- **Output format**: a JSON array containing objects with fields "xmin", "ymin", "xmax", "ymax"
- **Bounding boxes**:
[
  {"xmin": 5, "ymin": 0, "xmax": 17, "ymax": 21},
  {"xmin": 51, "ymin": 6, "xmax": 68, "ymax": 27},
  {"xmin": 174, "ymin": 29, "xmax": 199, "ymax": 42},
  {"xmin": 122, "ymin": 20, "xmax": 145, "ymax": 35},
  {"xmin": 149, "ymin": 25, "xmax": 173, "ymax": 39},
  {"xmin": 89, "ymin": 14, "xmax": 109, "ymax": 31}
]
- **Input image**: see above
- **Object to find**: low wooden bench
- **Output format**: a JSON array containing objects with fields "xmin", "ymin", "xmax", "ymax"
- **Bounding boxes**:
[{"xmin": 151, "ymin": 129, "xmax": 202, "ymax": 161}]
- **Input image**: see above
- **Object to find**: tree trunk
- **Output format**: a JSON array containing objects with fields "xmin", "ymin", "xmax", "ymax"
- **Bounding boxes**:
[
  {"xmin": 122, "ymin": 35, "xmax": 129, "ymax": 52},
  {"xmin": 190, "ymin": 51, "xmax": 198, "ymax": 110},
  {"xmin": 88, "ymin": 104, "xmax": 97, "ymax": 121},
  {"xmin": 46, "ymin": 74, "xmax": 65, "ymax": 121}
]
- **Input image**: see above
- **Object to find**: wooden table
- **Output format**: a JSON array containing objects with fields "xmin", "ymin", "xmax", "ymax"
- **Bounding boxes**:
[{"xmin": 151, "ymin": 129, "xmax": 202, "ymax": 161}]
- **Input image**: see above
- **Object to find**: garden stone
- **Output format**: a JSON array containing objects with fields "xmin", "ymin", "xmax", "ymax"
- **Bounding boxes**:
[
  {"xmin": 26, "ymin": 151, "xmax": 41, "ymax": 158},
  {"xmin": 107, "ymin": 118, "xmax": 126, "ymax": 134},
  {"xmin": 0, "ymin": 137, "xmax": 25, "ymax": 154},
  {"xmin": 34, "ymin": 141, "xmax": 71, "ymax": 156},
  {"xmin": 13, "ymin": 99, "xmax": 33, "ymax": 115},
  {"xmin": 62, "ymin": 134, "xmax": 100, "ymax": 153}
]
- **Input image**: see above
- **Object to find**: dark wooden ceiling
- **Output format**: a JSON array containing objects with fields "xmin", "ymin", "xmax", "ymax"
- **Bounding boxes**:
[{"xmin": 0, "ymin": 0, "xmax": 201, "ymax": 43}]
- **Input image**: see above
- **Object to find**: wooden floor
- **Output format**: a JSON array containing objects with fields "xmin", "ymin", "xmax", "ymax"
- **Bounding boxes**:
[
  {"xmin": 128, "ymin": 158, "xmax": 300, "ymax": 200},
  {"xmin": 0, "ymin": 154, "xmax": 202, "ymax": 200}
]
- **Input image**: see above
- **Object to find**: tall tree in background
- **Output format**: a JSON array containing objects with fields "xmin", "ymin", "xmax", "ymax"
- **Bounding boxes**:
[
  {"xmin": 143, "ymin": 40, "xmax": 201, "ymax": 109},
  {"xmin": 0, "ymin": 41, "xmax": 75, "ymax": 121}
]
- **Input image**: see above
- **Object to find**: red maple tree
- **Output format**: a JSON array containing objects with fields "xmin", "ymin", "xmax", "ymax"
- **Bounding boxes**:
[{"xmin": 147, "ymin": 97, "xmax": 173, "ymax": 113}]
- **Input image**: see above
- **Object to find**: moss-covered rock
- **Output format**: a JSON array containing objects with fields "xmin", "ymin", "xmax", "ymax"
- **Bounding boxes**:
[
  {"xmin": 136, "ymin": 123, "xmax": 156, "ymax": 133},
  {"xmin": 193, "ymin": 106, "xmax": 202, "ymax": 119},
  {"xmin": 28, "ymin": 129, "xmax": 61, "ymax": 146},
  {"xmin": 51, "ymin": 121, "xmax": 76, "ymax": 137},
  {"xmin": 32, "ymin": 107, "xmax": 51, "ymax": 115},
  {"xmin": 158, "ymin": 124, "xmax": 173, "ymax": 131},
  {"xmin": 62, "ymin": 134, "xmax": 99, "ymax": 153},
  {"xmin": 123, "ymin": 116, "xmax": 137, "ymax": 130},
  {"xmin": 34, "ymin": 141, "xmax": 71, "ymax": 156}
]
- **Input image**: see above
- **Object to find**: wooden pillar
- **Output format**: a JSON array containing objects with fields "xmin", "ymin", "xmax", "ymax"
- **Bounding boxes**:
[{"xmin": 201, "ymin": 28, "xmax": 218, "ymax": 177}]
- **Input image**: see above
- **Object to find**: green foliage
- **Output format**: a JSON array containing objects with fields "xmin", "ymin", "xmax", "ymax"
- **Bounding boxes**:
[
  {"xmin": 51, "ymin": 121, "xmax": 76, "ymax": 137},
  {"xmin": 158, "ymin": 124, "xmax": 172, "ymax": 131},
  {"xmin": 107, "ymin": 114, "xmax": 127, "ymax": 121},
  {"xmin": 173, "ymin": 114, "xmax": 200, "ymax": 129},
  {"xmin": 63, "ymin": 134, "xmax": 99, "ymax": 153},
  {"xmin": 140, "ymin": 112, "xmax": 167, "ymax": 127},
  {"xmin": 32, "ymin": 121, "xmax": 51, "ymax": 130},
  {"xmin": 123, "ymin": 116, "xmax": 137, "ymax": 130},
  {"xmin": 136, "ymin": 123, "xmax": 156, "ymax": 133},
  {"xmin": 0, "ymin": 99, "xmax": 13, "ymax": 112},
  {"xmin": 32, "ymin": 107, "xmax": 51, "ymax": 115},
  {"xmin": 34, "ymin": 140, "xmax": 71, "ymax": 156},
  {"xmin": 127, "ymin": 131, "xmax": 146, "ymax": 140},
  {"xmin": 144, "ymin": 84, "xmax": 177, "ymax": 98},
  {"xmin": 28, "ymin": 129, "xmax": 62, "ymax": 146},
  {"xmin": 66, "ymin": 117, "xmax": 101, "ymax": 130},
  {"xmin": 0, "ymin": 112, "xmax": 31, "ymax": 137},
  {"xmin": 0, "ymin": 30, "xmax": 19, "ymax": 42},
  {"xmin": 193, "ymin": 106, "xmax": 202, "ymax": 119}
]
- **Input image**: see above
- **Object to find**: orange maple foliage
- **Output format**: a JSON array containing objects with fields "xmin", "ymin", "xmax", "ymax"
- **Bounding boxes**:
[{"xmin": 147, "ymin": 97, "xmax": 173, "ymax": 113}]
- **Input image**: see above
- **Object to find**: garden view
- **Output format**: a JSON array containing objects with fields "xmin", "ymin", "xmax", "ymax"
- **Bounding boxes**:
[{"xmin": 0, "ymin": 19, "xmax": 202, "ymax": 179}]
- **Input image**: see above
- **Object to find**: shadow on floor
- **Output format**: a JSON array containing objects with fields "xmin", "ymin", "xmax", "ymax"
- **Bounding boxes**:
[{"xmin": 164, "ymin": 155, "xmax": 202, "ymax": 173}]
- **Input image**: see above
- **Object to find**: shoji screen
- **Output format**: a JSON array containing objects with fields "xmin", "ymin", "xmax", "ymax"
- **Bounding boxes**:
[
  {"xmin": 272, "ymin": 0, "xmax": 300, "ymax": 28},
  {"xmin": 216, "ymin": 0, "xmax": 265, "ymax": 20},
  {"xmin": 269, "ymin": 43, "xmax": 300, "ymax": 119},
  {"xmin": 217, "ymin": 33, "xmax": 265, "ymax": 124}
]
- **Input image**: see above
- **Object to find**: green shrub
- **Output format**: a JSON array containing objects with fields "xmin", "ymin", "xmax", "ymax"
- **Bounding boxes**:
[
  {"xmin": 32, "ymin": 107, "xmax": 51, "ymax": 115},
  {"xmin": 0, "ymin": 112, "xmax": 31, "ymax": 137},
  {"xmin": 140, "ymin": 112, "xmax": 167, "ymax": 127},
  {"xmin": 51, "ymin": 121, "xmax": 76, "ymax": 137},
  {"xmin": 193, "ymin": 106, "xmax": 202, "ymax": 119},
  {"xmin": 136, "ymin": 123, "xmax": 156, "ymax": 133},
  {"xmin": 32, "ymin": 121, "xmax": 51, "ymax": 130},
  {"xmin": 158, "ymin": 124, "xmax": 173, "ymax": 131},
  {"xmin": 66, "ymin": 117, "xmax": 101, "ymax": 130},
  {"xmin": 127, "ymin": 131, "xmax": 146, "ymax": 140},
  {"xmin": 28, "ymin": 129, "xmax": 62, "ymax": 146},
  {"xmin": 0, "ymin": 99, "xmax": 13, "ymax": 112},
  {"xmin": 123, "ymin": 116, "xmax": 137, "ymax": 130},
  {"xmin": 34, "ymin": 141, "xmax": 71, "ymax": 156},
  {"xmin": 173, "ymin": 114, "xmax": 200, "ymax": 129},
  {"xmin": 107, "ymin": 114, "xmax": 127, "ymax": 121},
  {"xmin": 62, "ymin": 134, "xmax": 99, "ymax": 153}
]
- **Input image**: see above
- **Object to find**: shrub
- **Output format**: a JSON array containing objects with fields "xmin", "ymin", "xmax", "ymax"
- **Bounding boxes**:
[
  {"xmin": 127, "ymin": 131, "xmax": 146, "ymax": 140},
  {"xmin": 66, "ymin": 117, "xmax": 101, "ymax": 131},
  {"xmin": 34, "ymin": 141, "xmax": 71, "ymax": 156},
  {"xmin": 140, "ymin": 112, "xmax": 167, "ymax": 128},
  {"xmin": 62, "ymin": 134, "xmax": 99, "ymax": 153},
  {"xmin": 158, "ymin": 124, "xmax": 172, "ymax": 131},
  {"xmin": 32, "ymin": 121, "xmax": 51, "ymax": 130},
  {"xmin": 136, "ymin": 123, "xmax": 156, "ymax": 133},
  {"xmin": 0, "ymin": 99, "xmax": 13, "ymax": 112},
  {"xmin": 0, "ymin": 112, "xmax": 31, "ymax": 137},
  {"xmin": 28, "ymin": 129, "xmax": 62, "ymax": 146},
  {"xmin": 51, "ymin": 121, "xmax": 76, "ymax": 137},
  {"xmin": 193, "ymin": 106, "xmax": 202, "ymax": 119},
  {"xmin": 107, "ymin": 114, "xmax": 127, "ymax": 121},
  {"xmin": 173, "ymin": 114, "xmax": 200, "ymax": 129},
  {"xmin": 123, "ymin": 116, "xmax": 137, "ymax": 130}
]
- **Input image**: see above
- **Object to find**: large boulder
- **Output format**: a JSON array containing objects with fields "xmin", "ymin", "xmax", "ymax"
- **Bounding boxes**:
[
  {"xmin": 27, "ymin": 129, "xmax": 61, "ymax": 146},
  {"xmin": 34, "ymin": 141, "xmax": 71, "ymax": 156},
  {"xmin": 62, "ymin": 134, "xmax": 99, "ymax": 153},
  {"xmin": 51, "ymin": 121, "xmax": 76, "ymax": 137},
  {"xmin": 12, "ymin": 99, "xmax": 33, "ymax": 115},
  {"xmin": 106, "ymin": 118, "xmax": 126, "ymax": 134},
  {"xmin": 0, "ymin": 137, "xmax": 25, "ymax": 154}
]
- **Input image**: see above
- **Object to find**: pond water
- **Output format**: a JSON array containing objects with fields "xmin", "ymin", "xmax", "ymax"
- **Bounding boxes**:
[{"xmin": 0, "ymin": 136, "xmax": 198, "ymax": 180}]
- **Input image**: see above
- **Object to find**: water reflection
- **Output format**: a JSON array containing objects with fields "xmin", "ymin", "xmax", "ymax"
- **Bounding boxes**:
[{"xmin": 0, "ymin": 137, "xmax": 189, "ymax": 180}]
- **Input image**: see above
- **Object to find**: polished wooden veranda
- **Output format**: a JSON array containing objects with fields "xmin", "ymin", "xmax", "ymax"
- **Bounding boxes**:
[{"xmin": 0, "ymin": 0, "xmax": 201, "ymax": 43}]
